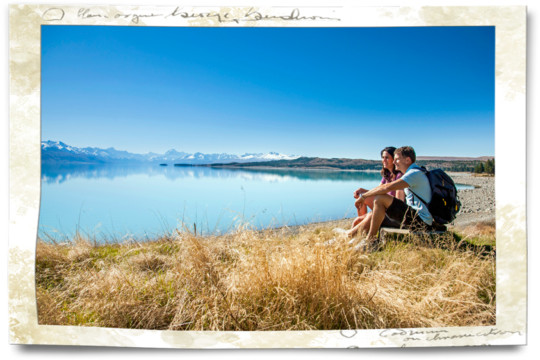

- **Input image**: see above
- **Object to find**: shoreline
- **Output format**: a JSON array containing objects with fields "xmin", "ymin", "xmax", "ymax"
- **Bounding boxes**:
[
  {"xmin": 40, "ymin": 172, "xmax": 494, "ymax": 244},
  {"xmin": 206, "ymin": 165, "xmax": 382, "ymax": 173}
]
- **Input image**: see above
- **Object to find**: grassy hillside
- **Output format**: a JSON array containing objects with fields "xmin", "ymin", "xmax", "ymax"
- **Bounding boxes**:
[{"xmin": 208, "ymin": 157, "xmax": 487, "ymax": 173}]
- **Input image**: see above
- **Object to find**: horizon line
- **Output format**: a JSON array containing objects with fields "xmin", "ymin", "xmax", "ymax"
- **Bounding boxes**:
[{"xmin": 41, "ymin": 140, "xmax": 495, "ymax": 161}]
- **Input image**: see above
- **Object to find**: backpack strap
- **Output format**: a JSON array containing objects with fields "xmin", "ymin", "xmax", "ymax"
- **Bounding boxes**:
[
  {"xmin": 408, "ymin": 188, "xmax": 429, "ymax": 207},
  {"xmin": 408, "ymin": 166, "xmax": 430, "ymax": 206}
]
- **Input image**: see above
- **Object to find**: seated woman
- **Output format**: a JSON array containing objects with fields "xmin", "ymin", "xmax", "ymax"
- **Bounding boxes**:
[{"xmin": 335, "ymin": 146, "xmax": 404, "ymax": 239}]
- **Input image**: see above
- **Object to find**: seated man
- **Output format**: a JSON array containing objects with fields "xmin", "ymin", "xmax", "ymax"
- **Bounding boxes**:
[{"xmin": 352, "ymin": 146, "xmax": 433, "ymax": 251}]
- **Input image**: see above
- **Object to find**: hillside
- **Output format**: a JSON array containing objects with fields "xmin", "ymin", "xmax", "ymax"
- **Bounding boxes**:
[{"xmin": 208, "ymin": 157, "xmax": 490, "ymax": 173}]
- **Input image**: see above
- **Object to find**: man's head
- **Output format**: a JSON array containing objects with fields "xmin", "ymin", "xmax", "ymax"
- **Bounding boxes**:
[{"xmin": 394, "ymin": 146, "xmax": 416, "ymax": 173}]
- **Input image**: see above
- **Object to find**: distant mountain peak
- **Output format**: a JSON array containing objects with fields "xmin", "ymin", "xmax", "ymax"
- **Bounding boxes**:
[{"xmin": 41, "ymin": 140, "xmax": 300, "ymax": 165}]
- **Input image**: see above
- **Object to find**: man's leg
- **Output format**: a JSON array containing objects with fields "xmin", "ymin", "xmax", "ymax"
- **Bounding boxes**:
[{"xmin": 367, "ymin": 194, "xmax": 395, "ymax": 239}]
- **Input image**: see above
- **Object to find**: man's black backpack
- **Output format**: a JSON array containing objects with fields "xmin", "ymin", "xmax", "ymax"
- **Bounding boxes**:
[{"xmin": 410, "ymin": 167, "xmax": 461, "ymax": 225}]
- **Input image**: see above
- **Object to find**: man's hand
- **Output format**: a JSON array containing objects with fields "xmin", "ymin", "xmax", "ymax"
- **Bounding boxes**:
[{"xmin": 353, "ymin": 189, "xmax": 361, "ymax": 199}]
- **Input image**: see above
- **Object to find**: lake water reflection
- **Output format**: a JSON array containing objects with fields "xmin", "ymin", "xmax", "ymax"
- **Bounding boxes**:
[{"xmin": 39, "ymin": 163, "xmax": 472, "ymax": 242}]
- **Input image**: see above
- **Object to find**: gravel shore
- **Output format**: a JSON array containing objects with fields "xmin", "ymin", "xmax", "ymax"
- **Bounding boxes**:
[{"xmin": 449, "ymin": 173, "xmax": 495, "ymax": 228}]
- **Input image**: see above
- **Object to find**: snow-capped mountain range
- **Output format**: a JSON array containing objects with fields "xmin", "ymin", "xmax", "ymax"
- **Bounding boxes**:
[{"xmin": 41, "ymin": 140, "xmax": 300, "ymax": 164}]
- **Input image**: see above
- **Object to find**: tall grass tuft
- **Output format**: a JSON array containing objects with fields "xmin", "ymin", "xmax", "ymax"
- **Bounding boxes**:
[{"xmin": 36, "ymin": 223, "xmax": 495, "ymax": 330}]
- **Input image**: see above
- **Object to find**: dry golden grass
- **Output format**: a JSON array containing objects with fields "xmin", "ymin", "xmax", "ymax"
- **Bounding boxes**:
[
  {"xmin": 36, "ymin": 224, "xmax": 495, "ymax": 330},
  {"xmin": 460, "ymin": 221, "xmax": 496, "ymax": 238}
]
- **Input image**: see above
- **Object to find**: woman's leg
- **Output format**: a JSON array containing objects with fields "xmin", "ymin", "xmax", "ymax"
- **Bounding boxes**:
[
  {"xmin": 349, "ymin": 212, "xmax": 372, "ymax": 238},
  {"xmin": 352, "ymin": 215, "xmax": 366, "ymax": 228},
  {"xmin": 355, "ymin": 188, "xmax": 374, "ymax": 217},
  {"xmin": 357, "ymin": 203, "xmax": 368, "ymax": 217}
]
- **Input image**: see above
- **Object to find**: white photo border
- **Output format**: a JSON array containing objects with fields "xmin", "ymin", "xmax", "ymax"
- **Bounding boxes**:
[{"xmin": 8, "ymin": 4, "xmax": 526, "ymax": 348}]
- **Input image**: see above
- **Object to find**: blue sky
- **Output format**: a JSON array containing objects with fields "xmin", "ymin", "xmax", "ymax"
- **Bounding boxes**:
[{"xmin": 41, "ymin": 25, "xmax": 494, "ymax": 159}]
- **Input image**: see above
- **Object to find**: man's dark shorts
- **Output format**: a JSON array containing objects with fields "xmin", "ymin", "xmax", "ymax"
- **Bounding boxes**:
[{"xmin": 381, "ymin": 198, "xmax": 432, "ymax": 231}]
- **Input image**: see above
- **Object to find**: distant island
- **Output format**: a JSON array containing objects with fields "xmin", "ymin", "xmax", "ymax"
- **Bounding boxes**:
[{"xmin": 198, "ymin": 156, "xmax": 494, "ymax": 173}]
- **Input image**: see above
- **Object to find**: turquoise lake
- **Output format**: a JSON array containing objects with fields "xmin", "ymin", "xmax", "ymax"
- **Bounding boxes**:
[{"xmin": 39, "ymin": 164, "xmax": 472, "ymax": 242}]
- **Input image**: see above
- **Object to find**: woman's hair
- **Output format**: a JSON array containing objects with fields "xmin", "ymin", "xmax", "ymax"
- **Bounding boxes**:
[{"xmin": 380, "ymin": 146, "xmax": 400, "ymax": 179}]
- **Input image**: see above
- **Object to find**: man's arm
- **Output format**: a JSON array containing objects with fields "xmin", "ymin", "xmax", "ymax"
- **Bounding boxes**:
[{"xmin": 355, "ymin": 179, "xmax": 409, "ymax": 207}]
